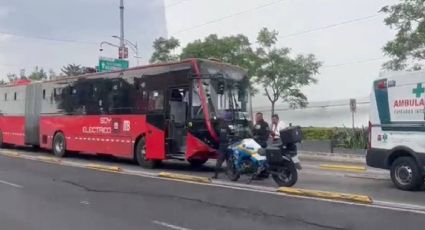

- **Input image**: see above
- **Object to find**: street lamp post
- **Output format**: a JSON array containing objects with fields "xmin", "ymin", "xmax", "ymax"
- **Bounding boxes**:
[
  {"xmin": 119, "ymin": 0, "xmax": 125, "ymax": 54},
  {"xmin": 98, "ymin": 0, "xmax": 142, "ymax": 66},
  {"xmin": 112, "ymin": 36, "xmax": 140, "ymax": 65}
]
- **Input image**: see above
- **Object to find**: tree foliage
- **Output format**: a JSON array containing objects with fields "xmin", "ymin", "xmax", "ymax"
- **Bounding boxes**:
[
  {"xmin": 61, "ymin": 64, "xmax": 85, "ymax": 76},
  {"xmin": 381, "ymin": 0, "xmax": 425, "ymax": 70},
  {"xmin": 149, "ymin": 37, "xmax": 180, "ymax": 64},
  {"xmin": 149, "ymin": 28, "xmax": 321, "ymax": 114},
  {"xmin": 254, "ymin": 28, "xmax": 321, "ymax": 115},
  {"xmin": 7, "ymin": 73, "xmax": 18, "ymax": 83},
  {"xmin": 28, "ymin": 66, "xmax": 47, "ymax": 81},
  {"xmin": 181, "ymin": 34, "xmax": 257, "ymax": 75}
]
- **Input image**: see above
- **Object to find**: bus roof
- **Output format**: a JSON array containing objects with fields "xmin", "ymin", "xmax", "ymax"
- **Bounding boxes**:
[{"xmin": 0, "ymin": 58, "xmax": 246, "ymax": 88}]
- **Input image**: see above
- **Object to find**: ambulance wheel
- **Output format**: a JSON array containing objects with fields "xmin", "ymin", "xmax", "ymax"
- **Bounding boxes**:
[
  {"xmin": 188, "ymin": 158, "xmax": 208, "ymax": 168},
  {"xmin": 52, "ymin": 132, "xmax": 67, "ymax": 157},
  {"xmin": 390, "ymin": 157, "xmax": 424, "ymax": 191},
  {"xmin": 135, "ymin": 138, "xmax": 160, "ymax": 169}
]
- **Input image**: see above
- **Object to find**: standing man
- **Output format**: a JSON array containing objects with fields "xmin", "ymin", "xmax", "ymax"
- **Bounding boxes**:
[
  {"xmin": 212, "ymin": 111, "xmax": 233, "ymax": 179},
  {"xmin": 270, "ymin": 114, "xmax": 287, "ymax": 141},
  {"xmin": 253, "ymin": 112, "xmax": 270, "ymax": 148}
]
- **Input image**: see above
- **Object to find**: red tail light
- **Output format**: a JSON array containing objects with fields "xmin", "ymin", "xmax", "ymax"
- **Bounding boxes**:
[
  {"xmin": 376, "ymin": 80, "xmax": 387, "ymax": 89},
  {"xmin": 367, "ymin": 121, "xmax": 372, "ymax": 150}
]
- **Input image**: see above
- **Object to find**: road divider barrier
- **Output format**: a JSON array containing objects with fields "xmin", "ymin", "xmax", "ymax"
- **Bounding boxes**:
[
  {"xmin": 277, "ymin": 187, "xmax": 373, "ymax": 204},
  {"xmin": 85, "ymin": 164, "xmax": 122, "ymax": 173},
  {"xmin": 0, "ymin": 150, "xmax": 22, "ymax": 158},
  {"xmin": 36, "ymin": 156, "xmax": 62, "ymax": 164},
  {"xmin": 158, "ymin": 172, "xmax": 211, "ymax": 184},
  {"xmin": 319, "ymin": 164, "xmax": 366, "ymax": 173}
]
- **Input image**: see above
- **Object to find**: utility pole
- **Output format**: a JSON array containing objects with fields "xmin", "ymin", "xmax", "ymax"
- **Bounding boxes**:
[{"xmin": 119, "ymin": 0, "xmax": 125, "ymax": 49}]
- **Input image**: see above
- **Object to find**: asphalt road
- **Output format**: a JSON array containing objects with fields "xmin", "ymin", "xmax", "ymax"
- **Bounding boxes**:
[
  {"xmin": 1, "ymin": 154, "xmax": 425, "ymax": 230},
  {"xmin": 3, "ymin": 146, "xmax": 425, "ymax": 208}
]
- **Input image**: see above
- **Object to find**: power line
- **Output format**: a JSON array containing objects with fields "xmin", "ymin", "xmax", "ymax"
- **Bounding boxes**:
[
  {"xmin": 170, "ymin": 0, "xmax": 288, "ymax": 35},
  {"xmin": 0, "ymin": 31, "xmax": 98, "ymax": 45},
  {"xmin": 165, "ymin": 0, "xmax": 190, "ymax": 8},
  {"xmin": 322, "ymin": 57, "xmax": 385, "ymax": 69},
  {"xmin": 279, "ymin": 13, "xmax": 382, "ymax": 39},
  {"xmin": 254, "ymin": 101, "xmax": 371, "ymax": 112}
]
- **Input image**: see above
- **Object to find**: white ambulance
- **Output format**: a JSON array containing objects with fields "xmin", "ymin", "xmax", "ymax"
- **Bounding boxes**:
[{"xmin": 367, "ymin": 71, "xmax": 425, "ymax": 191}]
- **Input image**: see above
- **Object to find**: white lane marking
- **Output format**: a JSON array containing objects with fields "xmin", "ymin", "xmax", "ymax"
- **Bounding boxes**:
[
  {"xmin": 0, "ymin": 179, "xmax": 23, "ymax": 188},
  {"xmin": 152, "ymin": 221, "xmax": 192, "ymax": 230},
  {"xmin": 80, "ymin": 201, "xmax": 90, "ymax": 205},
  {"xmin": 2, "ymin": 149, "xmax": 425, "ymax": 215}
]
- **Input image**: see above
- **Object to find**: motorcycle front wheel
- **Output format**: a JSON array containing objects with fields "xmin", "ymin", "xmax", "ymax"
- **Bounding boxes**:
[
  {"xmin": 272, "ymin": 162, "xmax": 298, "ymax": 187},
  {"xmin": 225, "ymin": 157, "xmax": 240, "ymax": 181}
]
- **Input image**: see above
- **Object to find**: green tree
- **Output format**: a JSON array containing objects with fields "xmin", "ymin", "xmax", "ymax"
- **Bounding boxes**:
[
  {"xmin": 254, "ymin": 28, "xmax": 321, "ymax": 116},
  {"xmin": 61, "ymin": 64, "xmax": 84, "ymax": 76},
  {"xmin": 7, "ymin": 73, "xmax": 17, "ymax": 83},
  {"xmin": 19, "ymin": 69, "xmax": 27, "ymax": 80},
  {"xmin": 181, "ymin": 34, "xmax": 257, "ymax": 75},
  {"xmin": 28, "ymin": 66, "xmax": 47, "ymax": 81},
  {"xmin": 48, "ymin": 69, "xmax": 57, "ymax": 80},
  {"xmin": 149, "ymin": 37, "xmax": 180, "ymax": 64},
  {"xmin": 381, "ymin": 1, "xmax": 425, "ymax": 70}
]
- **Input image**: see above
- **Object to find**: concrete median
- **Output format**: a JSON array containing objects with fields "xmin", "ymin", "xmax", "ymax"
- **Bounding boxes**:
[
  {"xmin": 36, "ymin": 156, "xmax": 62, "ymax": 164},
  {"xmin": 85, "ymin": 164, "xmax": 122, "ymax": 173},
  {"xmin": 158, "ymin": 172, "xmax": 211, "ymax": 184},
  {"xmin": 0, "ymin": 150, "xmax": 22, "ymax": 158},
  {"xmin": 319, "ymin": 164, "xmax": 366, "ymax": 173},
  {"xmin": 299, "ymin": 151, "xmax": 365, "ymax": 164},
  {"xmin": 277, "ymin": 187, "xmax": 373, "ymax": 204}
]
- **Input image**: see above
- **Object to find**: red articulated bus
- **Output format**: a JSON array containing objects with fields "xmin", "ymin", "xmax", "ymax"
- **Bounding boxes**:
[{"xmin": 0, "ymin": 59, "xmax": 252, "ymax": 168}]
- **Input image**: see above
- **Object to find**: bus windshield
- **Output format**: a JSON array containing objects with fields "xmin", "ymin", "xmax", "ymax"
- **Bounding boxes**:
[{"xmin": 193, "ymin": 61, "xmax": 251, "ymax": 121}]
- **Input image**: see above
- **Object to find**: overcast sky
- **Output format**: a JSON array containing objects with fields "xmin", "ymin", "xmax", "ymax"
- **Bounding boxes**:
[
  {"xmin": 0, "ymin": 0, "xmax": 399, "ymax": 102},
  {"xmin": 166, "ymin": 0, "xmax": 399, "ymax": 103},
  {"xmin": 0, "ymin": 0, "xmax": 167, "ymax": 76}
]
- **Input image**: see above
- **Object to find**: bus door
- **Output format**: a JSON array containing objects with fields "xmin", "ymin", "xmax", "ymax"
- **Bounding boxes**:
[{"xmin": 167, "ymin": 87, "xmax": 189, "ymax": 155}]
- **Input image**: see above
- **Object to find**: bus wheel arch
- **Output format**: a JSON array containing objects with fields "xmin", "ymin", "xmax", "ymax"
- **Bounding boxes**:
[
  {"xmin": 388, "ymin": 149, "xmax": 424, "ymax": 191},
  {"xmin": 134, "ymin": 135, "xmax": 160, "ymax": 169},
  {"xmin": 0, "ymin": 129, "xmax": 3, "ymax": 147},
  {"xmin": 52, "ymin": 131, "xmax": 67, "ymax": 157},
  {"xmin": 188, "ymin": 157, "xmax": 208, "ymax": 168}
]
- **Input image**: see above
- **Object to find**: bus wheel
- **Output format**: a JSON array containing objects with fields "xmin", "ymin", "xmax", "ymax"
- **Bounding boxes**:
[
  {"xmin": 390, "ymin": 157, "xmax": 424, "ymax": 191},
  {"xmin": 52, "ymin": 132, "xmax": 67, "ymax": 157},
  {"xmin": 188, "ymin": 158, "xmax": 208, "ymax": 168},
  {"xmin": 135, "ymin": 138, "xmax": 160, "ymax": 169}
]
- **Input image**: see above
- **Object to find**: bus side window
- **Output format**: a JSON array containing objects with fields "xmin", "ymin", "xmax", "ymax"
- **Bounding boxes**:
[
  {"xmin": 148, "ymin": 90, "xmax": 164, "ymax": 111},
  {"xmin": 43, "ymin": 89, "xmax": 46, "ymax": 99},
  {"xmin": 14, "ymin": 92, "xmax": 17, "ymax": 101},
  {"xmin": 4, "ymin": 93, "xmax": 7, "ymax": 101}
]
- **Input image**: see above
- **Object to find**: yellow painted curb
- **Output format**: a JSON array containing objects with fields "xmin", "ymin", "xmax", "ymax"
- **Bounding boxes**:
[
  {"xmin": 278, "ymin": 187, "xmax": 373, "ymax": 204},
  {"xmin": 36, "ymin": 156, "xmax": 62, "ymax": 164},
  {"xmin": 0, "ymin": 151, "xmax": 21, "ymax": 158},
  {"xmin": 86, "ymin": 164, "xmax": 122, "ymax": 172},
  {"xmin": 158, "ymin": 172, "xmax": 211, "ymax": 184},
  {"xmin": 319, "ymin": 164, "xmax": 366, "ymax": 173}
]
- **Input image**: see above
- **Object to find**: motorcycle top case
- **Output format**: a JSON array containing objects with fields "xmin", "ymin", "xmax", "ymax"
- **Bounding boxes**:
[{"xmin": 280, "ymin": 126, "xmax": 302, "ymax": 145}]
